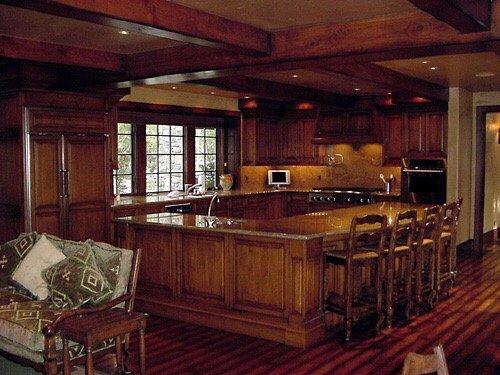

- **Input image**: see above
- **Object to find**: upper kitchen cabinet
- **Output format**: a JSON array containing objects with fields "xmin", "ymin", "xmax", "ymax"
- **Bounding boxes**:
[
  {"xmin": 313, "ymin": 108, "xmax": 380, "ymax": 144},
  {"xmin": 240, "ymin": 99, "xmax": 318, "ymax": 166},
  {"xmin": 382, "ymin": 108, "xmax": 447, "ymax": 165}
]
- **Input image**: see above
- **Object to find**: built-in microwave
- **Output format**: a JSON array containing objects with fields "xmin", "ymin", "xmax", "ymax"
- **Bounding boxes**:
[{"xmin": 268, "ymin": 170, "xmax": 290, "ymax": 188}]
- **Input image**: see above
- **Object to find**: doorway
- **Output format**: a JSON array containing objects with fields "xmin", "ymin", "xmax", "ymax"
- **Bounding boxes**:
[{"xmin": 474, "ymin": 106, "xmax": 500, "ymax": 252}]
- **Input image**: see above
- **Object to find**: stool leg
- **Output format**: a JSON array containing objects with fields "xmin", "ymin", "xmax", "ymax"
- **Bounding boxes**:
[
  {"xmin": 115, "ymin": 335, "xmax": 123, "ymax": 374},
  {"xmin": 139, "ymin": 328, "xmax": 146, "ymax": 375},
  {"xmin": 62, "ymin": 336, "xmax": 71, "ymax": 375},
  {"xmin": 85, "ymin": 346, "xmax": 94, "ymax": 375}
]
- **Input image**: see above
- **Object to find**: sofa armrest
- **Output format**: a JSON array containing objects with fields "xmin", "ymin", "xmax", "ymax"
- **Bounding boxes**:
[{"xmin": 42, "ymin": 293, "xmax": 132, "ymax": 337}]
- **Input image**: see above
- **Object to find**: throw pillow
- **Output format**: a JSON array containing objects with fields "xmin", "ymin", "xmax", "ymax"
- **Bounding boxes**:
[
  {"xmin": 12, "ymin": 235, "xmax": 66, "ymax": 300},
  {"xmin": 0, "ymin": 232, "xmax": 37, "ymax": 284},
  {"xmin": 42, "ymin": 243, "xmax": 112, "ymax": 308},
  {"xmin": 85, "ymin": 240, "xmax": 122, "ymax": 302}
]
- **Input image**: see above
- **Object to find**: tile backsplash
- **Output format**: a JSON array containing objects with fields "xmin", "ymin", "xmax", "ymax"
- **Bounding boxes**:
[{"xmin": 240, "ymin": 144, "xmax": 401, "ymax": 190}]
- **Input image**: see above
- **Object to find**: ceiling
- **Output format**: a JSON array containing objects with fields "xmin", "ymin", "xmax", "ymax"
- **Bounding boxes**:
[
  {"xmin": 251, "ymin": 69, "xmax": 391, "ymax": 96},
  {"xmin": 0, "ymin": 5, "xmax": 181, "ymax": 54},
  {"xmin": 170, "ymin": 0, "xmax": 417, "ymax": 31},
  {"xmin": 377, "ymin": 53, "xmax": 500, "ymax": 92},
  {"xmin": 151, "ymin": 83, "xmax": 241, "ymax": 98}
]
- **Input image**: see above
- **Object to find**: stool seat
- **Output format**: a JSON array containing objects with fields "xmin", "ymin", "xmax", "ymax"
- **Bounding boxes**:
[
  {"xmin": 441, "ymin": 231, "xmax": 452, "ymax": 239},
  {"xmin": 325, "ymin": 250, "xmax": 378, "ymax": 261}
]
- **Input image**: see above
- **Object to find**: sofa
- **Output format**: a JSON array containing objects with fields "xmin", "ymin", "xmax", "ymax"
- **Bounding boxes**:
[{"xmin": 0, "ymin": 232, "xmax": 141, "ymax": 374}]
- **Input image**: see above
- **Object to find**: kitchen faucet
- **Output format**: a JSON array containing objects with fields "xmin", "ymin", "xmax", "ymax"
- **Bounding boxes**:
[
  {"xmin": 207, "ymin": 192, "xmax": 220, "ymax": 218},
  {"xmin": 185, "ymin": 183, "xmax": 202, "ymax": 195}
]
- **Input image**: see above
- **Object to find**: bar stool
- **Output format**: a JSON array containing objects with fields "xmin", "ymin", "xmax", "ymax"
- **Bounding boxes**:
[
  {"xmin": 412, "ymin": 205, "xmax": 443, "ymax": 313},
  {"xmin": 324, "ymin": 214, "xmax": 388, "ymax": 341},
  {"xmin": 436, "ymin": 198, "xmax": 462, "ymax": 298},
  {"xmin": 384, "ymin": 209, "xmax": 417, "ymax": 328}
]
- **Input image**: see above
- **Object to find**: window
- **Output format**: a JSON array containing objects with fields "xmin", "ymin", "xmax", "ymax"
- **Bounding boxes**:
[
  {"xmin": 146, "ymin": 124, "xmax": 184, "ymax": 193},
  {"xmin": 114, "ymin": 123, "xmax": 133, "ymax": 195},
  {"xmin": 195, "ymin": 127, "xmax": 218, "ymax": 189}
]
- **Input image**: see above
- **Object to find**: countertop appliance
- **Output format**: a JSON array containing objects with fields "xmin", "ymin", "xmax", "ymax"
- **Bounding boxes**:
[
  {"xmin": 308, "ymin": 187, "xmax": 382, "ymax": 209},
  {"xmin": 268, "ymin": 170, "xmax": 290, "ymax": 188},
  {"xmin": 401, "ymin": 158, "xmax": 446, "ymax": 204}
]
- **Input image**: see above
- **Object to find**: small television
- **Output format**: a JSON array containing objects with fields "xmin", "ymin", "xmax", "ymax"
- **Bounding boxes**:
[{"xmin": 268, "ymin": 170, "xmax": 290, "ymax": 188}]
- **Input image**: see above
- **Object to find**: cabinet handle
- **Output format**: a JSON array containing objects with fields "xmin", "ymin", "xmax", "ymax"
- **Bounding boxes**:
[
  {"xmin": 59, "ymin": 169, "xmax": 65, "ymax": 198},
  {"xmin": 64, "ymin": 170, "xmax": 70, "ymax": 198}
]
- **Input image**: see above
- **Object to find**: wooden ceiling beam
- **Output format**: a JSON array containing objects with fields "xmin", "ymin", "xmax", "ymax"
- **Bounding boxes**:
[
  {"xmin": 191, "ymin": 76, "xmax": 356, "ymax": 107},
  {"xmin": 319, "ymin": 63, "xmax": 448, "ymax": 101},
  {"xmin": 119, "ymin": 39, "xmax": 497, "ymax": 86},
  {"xmin": 408, "ymin": 0, "xmax": 491, "ymax": 33},
  {"xmin": 0, "ymin": 35, "xmax": 123, "ymax": 71},
  {"xmin": 0, "ymin": 0, "xmax": 271, "ymax": 55}
]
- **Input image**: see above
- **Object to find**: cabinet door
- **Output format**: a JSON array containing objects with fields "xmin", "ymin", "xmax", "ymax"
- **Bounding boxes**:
[
  {"xmin": 29, "ymin": 134, "xmax": 64, "ymax": 237},
  {"xmin": 282, "ymin": 118, "xmax": 300, "ymax": 164},
  {"xmin": 345, "ymin": 111, "xmax": 373, "ymax": 138},
  {"xmin": 426, "ymin": 112, "xmax": 447, "ymax": 157},
  {"xmin": 405, "ymin": 113, "xmax": 425, "ymax": 156},
  {"xmin": 65, "ymin": 135, "xmax": 109, "ymax": 242},
  {"xmin": 241, "ymin": 117, "xmax": 257, "ymax": 165},
  {"xmin": 28, "ymin": 108, "xmax": 108, "ymax": 134},
  {"xmin": 383, "ymin": 114, "xmax": 404, "ymax": 165},
  {"xmin": 256, "ymin": 118, "xmax": 280, "ymax": 165},
  {"xmin": 299, "ymin": 118, "xmax": 317, "ymax": 164}
]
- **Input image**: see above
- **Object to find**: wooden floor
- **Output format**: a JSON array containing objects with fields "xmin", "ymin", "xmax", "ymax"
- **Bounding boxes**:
[{"xmin": 120, "ymin": 244, "xmax": 499, "ymax": 374}]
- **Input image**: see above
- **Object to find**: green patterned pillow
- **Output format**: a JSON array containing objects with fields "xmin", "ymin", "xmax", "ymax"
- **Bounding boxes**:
[
  {"xmin": 42, "ymin": 243, "xmax": 112, "ymax": 308},
  {"xmin": 0, "ymin": 233, "xmax": 37, "ymax": 284},
  {"xmin": 85, "ymin": 240, "xmax": 122, "ymax": 298}
]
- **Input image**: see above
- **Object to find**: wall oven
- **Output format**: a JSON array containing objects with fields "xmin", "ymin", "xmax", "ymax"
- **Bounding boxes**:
[{"xmin": 401, "ymin": 158, "xmax": 446, "ymax": 204}]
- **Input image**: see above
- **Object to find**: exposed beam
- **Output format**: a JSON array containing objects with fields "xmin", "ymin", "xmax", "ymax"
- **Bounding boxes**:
[
  {"xmin": 191, "ymin": 76, "xmax": 356, "ymax": 106},
  {"xmin": 408, "ymin": 0, "xmax": 491, "ymax": 33},
  {"xmin": 0, "ymin": 35, "xmax": 123, "ymax": 71},
  {"xmin": 119, "ymin": 39, "xmax": 498, "ymax": 86},
  {"xmin": 121, "ymin": 11, "xmax": 496, "ymax": 84},
  {"xmin": 319, "ymin": 63, "xmax": 448, "ymax": 101},
  {"xmin": 1, "ymin": 0, "xmax": 270, "ymax": 55}
]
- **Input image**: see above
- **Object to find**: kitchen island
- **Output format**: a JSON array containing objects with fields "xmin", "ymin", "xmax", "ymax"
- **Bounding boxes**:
[{"xmin": 114, "ymin": 202, "xmax": 427, "ymax": 348}]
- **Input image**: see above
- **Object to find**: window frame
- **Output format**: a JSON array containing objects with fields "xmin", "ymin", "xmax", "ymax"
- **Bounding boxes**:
[{"xmin": 114, "ymin": 123, "xmax": 135, "ymax": 196}]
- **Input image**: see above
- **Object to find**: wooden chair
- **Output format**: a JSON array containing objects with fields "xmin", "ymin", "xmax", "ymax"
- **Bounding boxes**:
[
  {"xmin": 324, "ymin": 214, "xmax": 388, "ymax": 341},
  {"xmin": 402, "ymin": 344, "xmax": 449, "ymax": 375},
  {"xmin": 412, "ymin": 206, "xmax": 443, "ymax": 313},
  {"xmin": 384, "ymin": 209, "xmax": 417, "ymax": 328},
  {"xmin": 42, "ymin": 248, "xmax": 142, "ymax": 375},
  {"xmin": 436, "ymin": 198, "xmax": 462, "ymax": 298}
]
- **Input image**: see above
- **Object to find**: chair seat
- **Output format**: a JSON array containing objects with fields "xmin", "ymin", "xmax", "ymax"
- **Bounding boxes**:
[
  {"xmin": 325, "ymin": 250, "xmax": 378, "ymax": 262},
  {"xmin": 441, "ymin": 231, "xmax": 452, "ymax": 239},
  {"xmin": 414, "ymin": 238, "xmax": 434, "ymax": 248}
]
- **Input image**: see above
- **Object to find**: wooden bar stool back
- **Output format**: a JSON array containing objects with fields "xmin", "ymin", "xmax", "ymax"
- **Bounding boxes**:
[
  {"xmin": 385, "ymin": 209, "xmax": 417, "ymax": 327},
  {"xmin": 325, "ymin": 214, "xmax": 388, "ymax": 341},
  {"xmin": 413, "ymin": 205, "xmax": 443, "ymax": 313},
  {"xmin": 436, "ymin": 198, "xmax": 462, "ymax": 297}
]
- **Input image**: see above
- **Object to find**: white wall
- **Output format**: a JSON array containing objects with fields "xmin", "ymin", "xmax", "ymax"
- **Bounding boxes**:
[{"xmin": 483, "ymin": 112, "xmax": 500, "ymax": 234}]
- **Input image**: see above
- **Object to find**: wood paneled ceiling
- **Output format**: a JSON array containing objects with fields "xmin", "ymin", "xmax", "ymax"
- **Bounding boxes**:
[
  {"xmin": 0, "ymin": 4, "xmax": 181, "ymax": 54},
  {"xmin": 170, "ymin": 0, "xmax": 417, "ymax": 31},
  {"xmin": 377, "ymin": 53, "xmax": 500, "ymax": 92},
  {"xmin": 0, "ymin": 0, "xmax": 497, "ymax": 100}
]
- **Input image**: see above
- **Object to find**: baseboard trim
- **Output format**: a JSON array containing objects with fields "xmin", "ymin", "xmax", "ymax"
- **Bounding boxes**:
[{"xmin": 483, "ymin": 228, "xmax": 497, "ymax": 246}]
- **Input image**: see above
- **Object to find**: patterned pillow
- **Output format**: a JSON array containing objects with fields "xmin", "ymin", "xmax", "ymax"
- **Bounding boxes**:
[
  {"xmin": 42, "ymin": 243, "xmax": 112, "ymax": 309},
  {"xmin": 0, "ymin": 233, "xmax": 37, "ymax": 284},
  {"xmin": 85, "ymin": 240, "xmax": 122, "ymax": 299}
]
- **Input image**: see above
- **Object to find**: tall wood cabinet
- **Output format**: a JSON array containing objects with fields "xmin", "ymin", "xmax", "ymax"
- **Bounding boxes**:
[
  {"xmin": 383, "ymin": 109, "xmax": 447, "ymax": 165},
  {"xmin": 0, "ymin": 89, "xmax": 125, "ymax": 243}
]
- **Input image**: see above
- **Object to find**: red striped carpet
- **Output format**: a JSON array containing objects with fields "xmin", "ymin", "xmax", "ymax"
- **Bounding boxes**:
[{"xmin": 110, "ymin": 244, "xmax": 499, "ymax": 374}]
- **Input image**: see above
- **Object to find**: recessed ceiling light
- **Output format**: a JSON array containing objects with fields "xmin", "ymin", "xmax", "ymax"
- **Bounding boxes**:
[
  {"xmin": 354, "ymin": 88, "xmax": 361, "ymax": 91},
  {"xmin": 422, "ymin": 61, "xmax": 429, "ymax": 64},
  {"xmin": 119, "ymin": 30, "xmax": 129, "ymax": 35},
  {"xmin": 210, "ymin": 91, "xmax": 216, "ymax": 95},
  {"xmin": 171, "ymin": 86, "xmax": 177, "ymax": 90},
  {"xmin": 292, "ymin": 74, "xmax": 299, "ymax": 78},
  {"xmin": 475, "ymin": 72, "xmax": 495, "ymax": 77},
  {"xmin": 430, "ymin": 66, "xmax": 438, "ymax": 70},
  {"xmin": 387, "ymin": 92, "xmax": 392, "ymax": 95},
  {"xmin": 244, "ymin": 96, "xmax": 251, "ymax": 99}
]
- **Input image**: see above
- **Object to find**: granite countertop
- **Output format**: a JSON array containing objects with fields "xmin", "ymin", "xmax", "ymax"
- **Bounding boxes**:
[
  {"xmin": 112, "ymin": 188, "xmax": 401, "ymax": 209},
  {"xmin": 114, "ymin": 201, "xmax": 424, "ymax": 240}
]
